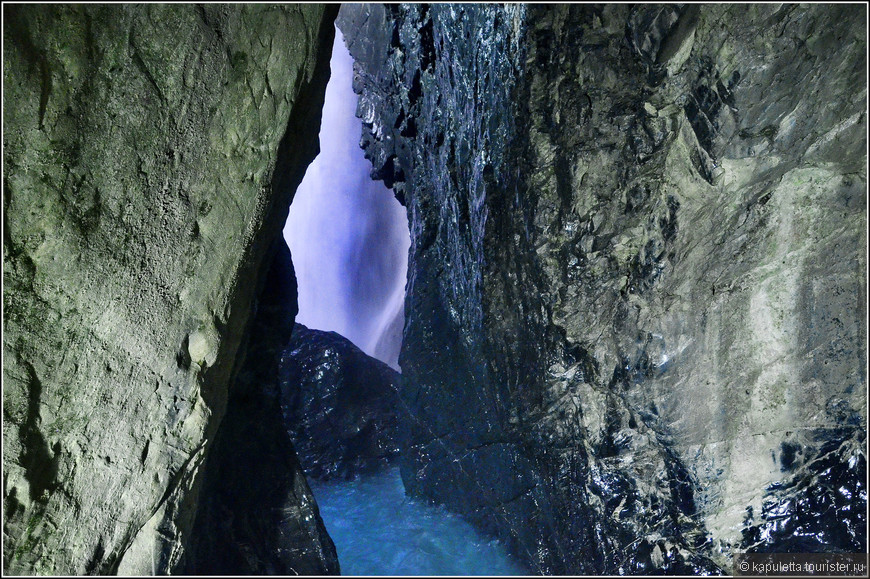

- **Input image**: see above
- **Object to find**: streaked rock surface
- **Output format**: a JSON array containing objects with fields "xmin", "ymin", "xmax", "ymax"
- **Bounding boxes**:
[{"xmin": 340, "ymin": 4, "xmax": 866, "ymax": 574}]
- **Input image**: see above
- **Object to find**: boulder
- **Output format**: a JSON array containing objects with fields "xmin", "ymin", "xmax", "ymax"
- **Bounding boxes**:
[{"xmin": 281, "ymin": 323, "xmax": 402, "ymax": 481}]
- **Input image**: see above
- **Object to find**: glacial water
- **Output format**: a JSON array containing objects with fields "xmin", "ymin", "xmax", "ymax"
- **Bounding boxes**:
[{"xmin": 310, "ymin": 468, "xmax": 530, "ymax": 576}]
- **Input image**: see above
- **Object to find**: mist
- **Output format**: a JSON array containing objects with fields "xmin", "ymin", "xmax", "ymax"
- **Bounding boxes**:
[{"xmin": 283, "ymin": 26, "xmax": 410, "ymax": 371}]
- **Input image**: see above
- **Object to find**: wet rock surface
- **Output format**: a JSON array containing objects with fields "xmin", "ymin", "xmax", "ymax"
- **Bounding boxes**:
[
  {"xmin": 182, "ymin": 241, "xmax": 339, "ymax": 575},
  {"xmin": 3, "ymin": 4, "xmax": 337, "ymax": 574},
  {"xmin": 340, "ymin": 4, "xmax": 866, "ymax": 574},
  {"xmin": 280, "ymin": 324, "xmax": 402, "ymax": 481}
]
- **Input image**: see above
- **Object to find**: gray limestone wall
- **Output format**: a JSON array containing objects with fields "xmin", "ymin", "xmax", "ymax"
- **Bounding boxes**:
[{"xmin": 3, "ymin": 4, "xmax": 337, "ymax": 574}]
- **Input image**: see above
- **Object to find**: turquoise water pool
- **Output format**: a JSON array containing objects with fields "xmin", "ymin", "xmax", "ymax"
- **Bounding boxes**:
[{"xmin": 310, "ymin": 468, "xmax": 529, "ymax": 576}]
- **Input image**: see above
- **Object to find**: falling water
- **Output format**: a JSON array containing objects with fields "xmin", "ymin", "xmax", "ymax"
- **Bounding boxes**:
[
  {"xmin": 281, "ymin": 25, "xmax": 527, "ymax": 576},
  {"xmin": 284, "ymin": 26, "xmax": 409, "ymax": 371}
]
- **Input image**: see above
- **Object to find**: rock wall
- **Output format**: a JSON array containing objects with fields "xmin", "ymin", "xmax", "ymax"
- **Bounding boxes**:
[
  {"xmin": 281, "ymin": 323, "xmax": 402, "ymax": 481},
  {"xmin": 340, "ymin": 4, "xmax": 866, "ymax": 574},
  {"xmin": 182, "ymin": 241, "xmax": 339, "ymax": 575},
  {"xmin": 3, "ymin": 4, "xmax": 337, "ymax": 574}
]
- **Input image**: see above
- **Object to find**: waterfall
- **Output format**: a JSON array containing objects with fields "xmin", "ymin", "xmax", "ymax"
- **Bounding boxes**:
[{"xmin": 284, "ymin": 26, "xmax": 410, "ymax": 371}]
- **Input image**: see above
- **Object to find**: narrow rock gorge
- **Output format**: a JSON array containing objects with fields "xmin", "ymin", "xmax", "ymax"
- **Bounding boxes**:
[
  {"xmin": 3, "ymin": 3, "xmax": 867, "ymax": 576},
  {"xmin": 182, "ymin": 241, "xmax": 338, "ymax": 575}
]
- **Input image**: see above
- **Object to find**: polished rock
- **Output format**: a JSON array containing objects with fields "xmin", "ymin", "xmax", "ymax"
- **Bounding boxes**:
[
  {"xmin": 339, "ymin": 4, "xmax": 866, "ymax": 574},
  {"xmin": 280, "ymin": 323, "xmax": 402, "ymax": 481}
]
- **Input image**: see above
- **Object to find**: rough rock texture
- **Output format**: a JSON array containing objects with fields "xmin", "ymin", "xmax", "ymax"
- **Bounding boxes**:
[
  {"xmin": 280, "ymin": 323, "xmax": 402, "ymax": 481},
  {"xmin": 340, "ymin": 4, "xmax": 866, "ymax": 574},
  {"xmin": 181, "ymin": 241, "xmax": 339, "ymax": 575},
  {"xmin": 3, "ymin": 4, "xmax": 338, "ymax": 574}
]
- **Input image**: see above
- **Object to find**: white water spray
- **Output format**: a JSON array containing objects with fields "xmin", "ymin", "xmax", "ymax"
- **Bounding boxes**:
[{"xmin": 284, "ymin": 26, "xmax": 410, "ymax": 370}]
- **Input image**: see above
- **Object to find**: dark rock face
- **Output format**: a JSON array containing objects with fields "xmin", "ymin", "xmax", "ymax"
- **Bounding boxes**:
[
  {"xmin": 4, "ymin": 4, "xmax": 338, "ymax": 574},
  {"xmin": 182, "ymin": 242, "xmax": 339, "ymax": 575},
  {"xmin": 280, "ymin": 324, "xmax": 402, "ymax": 481},
  {"xmin": 340, "ymin": 4, "xmax": 866, "ymax": 575}
]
